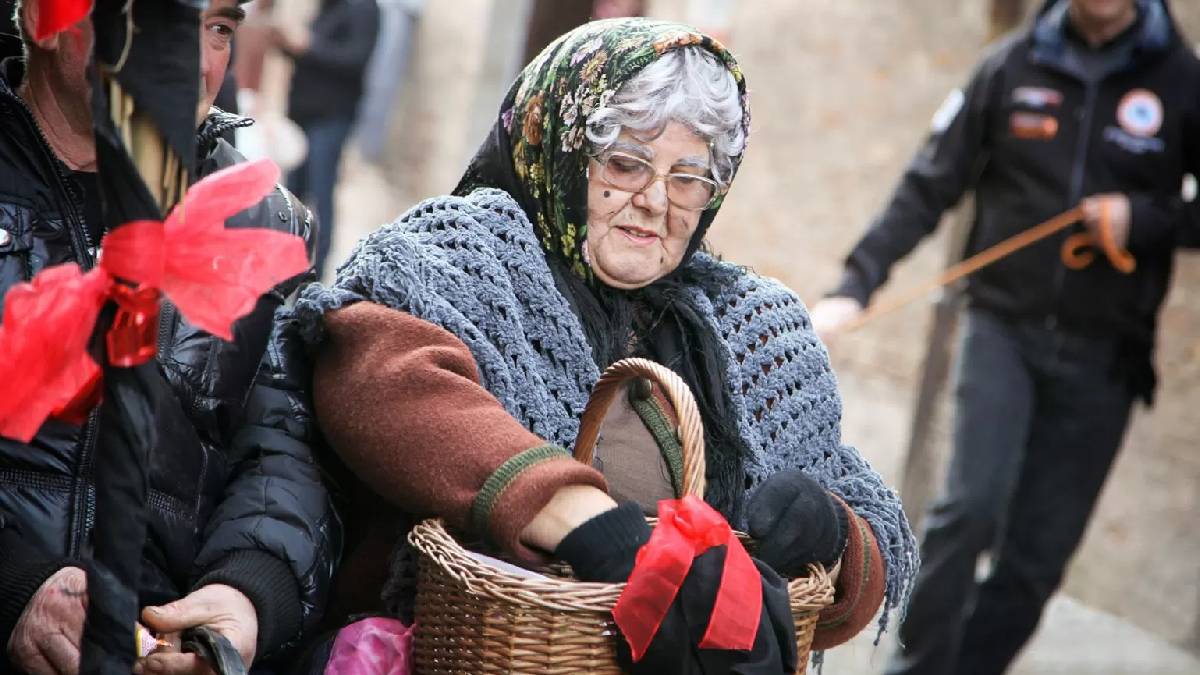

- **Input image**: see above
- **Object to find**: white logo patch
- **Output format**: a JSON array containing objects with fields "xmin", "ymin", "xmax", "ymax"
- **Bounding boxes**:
[
  {"xmin": 1116, "ymin": 89, "xmax": 1163, "ymax": 138},
  {"xmin": 930, "ymin": 89, "xmax": 964, "ymax": 134},
  {"xmin": 1012, "ymin": 86, "xmax": 1063, "ymax": 109}
]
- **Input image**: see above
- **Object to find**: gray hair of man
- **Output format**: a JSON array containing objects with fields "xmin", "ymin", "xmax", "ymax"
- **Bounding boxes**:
[{"xmin": 585, "ymin": 46, "xmax": 746, "ymax": 192}]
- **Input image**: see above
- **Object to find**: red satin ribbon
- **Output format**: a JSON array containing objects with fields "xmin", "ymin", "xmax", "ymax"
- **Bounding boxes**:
[
  {"xmin": 106, "ymin": 285, "xmax": 162, "ymax": 368},
  {"xmin": 0, "ymin": 159, "xmax": 309, "ymax": 442},
  {"xmin": 33, "ymin": 0, "xmax": 94, "ymax": 41},
  {"xmin": 612, "ymin": 495, "xmax": 763, "ymax": 662}
]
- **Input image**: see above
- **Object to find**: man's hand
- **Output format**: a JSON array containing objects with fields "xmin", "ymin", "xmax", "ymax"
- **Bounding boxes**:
[
  {"xmin": 135, "ymin": 585, "xmax": 257, "ymax": 675},
  {"xmin": 7, "ymin": 567, "xmax": 88, "ymax": 675},
  {"xmin": 267, "ymin": 23, "xmax": 311, "ymax": 56},
  {"xmin": 810, "ymin": 296, "xmax": 865, "ymax": 341},
  {"xmin": 1081, "ymin": 193, "xmax": 1132, "ymax": 251}
]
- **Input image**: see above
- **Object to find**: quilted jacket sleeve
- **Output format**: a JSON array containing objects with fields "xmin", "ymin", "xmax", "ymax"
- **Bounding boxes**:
[{"xmin": 191, "ymin": 310, "xmax": 341, "ymax": 660}]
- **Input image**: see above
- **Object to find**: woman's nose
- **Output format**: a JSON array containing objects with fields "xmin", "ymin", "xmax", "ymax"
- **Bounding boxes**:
[{"xmin": 632, "ymin": 176, "xmax": 669, "ymax": 214}]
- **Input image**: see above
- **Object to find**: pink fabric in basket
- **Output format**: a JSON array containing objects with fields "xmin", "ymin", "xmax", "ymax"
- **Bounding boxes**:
[{"xmin": 324, "ymin": 618, "xmax": 413, "ymax": 675}]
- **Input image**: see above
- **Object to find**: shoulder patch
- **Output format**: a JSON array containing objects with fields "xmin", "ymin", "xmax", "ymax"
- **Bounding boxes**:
[
  {"xmin": 930, "ymin": 89, "xmax": 965, "ymax": 134},
  {"xmin": 1116, "ymin": 88, "xmax": 1163, "ymax": 138}
]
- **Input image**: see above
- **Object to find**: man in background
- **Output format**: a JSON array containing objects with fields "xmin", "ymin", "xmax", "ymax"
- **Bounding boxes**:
[
  {"xmin": 272, "ymin": 0, "xmax": 380, "ymax": 279},
  {"xmin": 811, "ymin": 0, "xmax": 1199, "ymax": 673}
]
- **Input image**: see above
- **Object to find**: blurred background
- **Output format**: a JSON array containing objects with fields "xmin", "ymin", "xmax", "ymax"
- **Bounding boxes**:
[{"xmin": 4, "ymin": 0, "xmax": 1191, "ymax": 671}]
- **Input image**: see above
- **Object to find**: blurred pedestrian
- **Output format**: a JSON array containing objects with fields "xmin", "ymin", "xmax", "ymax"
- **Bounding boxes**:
[
  {"xmin": 811, "ymin": 1, "xmax": 1200, "ymax": 673},
  {"xmin": 272, "ymin": 0, "xmax": 380, "ymax": 279},
  {"xmin": 355, "ymin": 0, "xmax": 425, "ymax": 164}
]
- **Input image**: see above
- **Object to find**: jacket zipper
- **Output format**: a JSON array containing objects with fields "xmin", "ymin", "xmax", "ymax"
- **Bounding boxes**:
[
  {"xmin": 158, "ymin": 301, "xmax": 177, "ymax": 361},
  {"xmin": 69, "ymin": 411, "xmax": 99, "ymax": 557},
  {"xmin": 1047, "ymin": 81, "xmax": 1100, "ymax": 332},
  {"xmin": 9, "ymin": 93, "xmax": 106, "ymax": 556},
  {"xmin": 10, "ymin": 95, "xmax": 94, "ymax": 268}
]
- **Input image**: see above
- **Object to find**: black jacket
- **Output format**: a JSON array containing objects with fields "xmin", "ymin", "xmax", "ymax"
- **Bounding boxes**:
[
  {"xmin": 834, "ymin": 0, "xmax": 1200, "ymax": 401},
  {"xmin": 0, "ymin": 62, "xmax": 339, "ymax": 663},
  {"xmin": 285, "ymin": 0, "xmax": 380, "ymax": 124}
]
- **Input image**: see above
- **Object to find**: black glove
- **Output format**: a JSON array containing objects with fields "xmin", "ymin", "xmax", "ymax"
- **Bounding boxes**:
[
  {"xmin": 555, "ymin": 502, "xmax": 652, "ymax": 584},
  {"xmin": 556, "ymin": 504, "xmax": 797, "ymax": 675},
  {"xmin": 747, "ymin": 470, "xmax": 849, "ymax": 577}
]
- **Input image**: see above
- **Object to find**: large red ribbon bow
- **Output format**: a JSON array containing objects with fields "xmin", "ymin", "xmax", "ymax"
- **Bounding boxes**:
[
  {"xmin": 0, "ymin": 159, "xmax": 309, "ymax": 442},
  {"xmin": 612, "ymin": 495, "xmax": 763, "ymax": 662}
]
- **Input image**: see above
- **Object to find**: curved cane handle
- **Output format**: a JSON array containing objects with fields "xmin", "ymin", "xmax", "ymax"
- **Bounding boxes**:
[
  {"xmin": 1061, "ymin": 200, "xmax": 1137, "ymax": 273},
  {"xmin": 1061, "ymin": 232, "xmax": 1097, "ymax": 270}
]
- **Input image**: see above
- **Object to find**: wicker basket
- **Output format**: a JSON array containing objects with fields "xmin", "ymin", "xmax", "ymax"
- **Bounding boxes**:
[{"xmin": 408, "ymin": 358, "xmax": 835, "ymax": 673}]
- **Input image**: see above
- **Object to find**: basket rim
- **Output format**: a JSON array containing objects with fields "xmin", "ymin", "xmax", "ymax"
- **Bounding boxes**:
[{"xmin": 408, "ymin": 518, "xmax": 836, "ymax": 615}]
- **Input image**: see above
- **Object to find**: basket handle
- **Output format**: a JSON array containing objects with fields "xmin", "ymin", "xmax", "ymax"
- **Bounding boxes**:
[{"xmin": 573, "ymin": 358, "xmax": 707, "ymax": 498}]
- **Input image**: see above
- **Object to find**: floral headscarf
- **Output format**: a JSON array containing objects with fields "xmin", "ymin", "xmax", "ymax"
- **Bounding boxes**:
[{"xmin": 455, "ymin": 18, "xmax": 750, "ymax": 281}]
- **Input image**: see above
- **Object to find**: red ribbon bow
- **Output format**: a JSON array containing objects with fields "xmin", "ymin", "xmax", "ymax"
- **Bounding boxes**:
[
  {"xmin": 0, "ymin": 159, "xmax": 309, "ymax": 442},
  {"xmin": 612, "ymin": 495, "xmax": 763, "ymax": 662}
]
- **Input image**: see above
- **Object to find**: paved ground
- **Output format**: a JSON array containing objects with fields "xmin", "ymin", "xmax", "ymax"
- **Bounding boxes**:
[{"xmin": 825, "ymin": 594, "xmax": 1200, "ymax": 675}]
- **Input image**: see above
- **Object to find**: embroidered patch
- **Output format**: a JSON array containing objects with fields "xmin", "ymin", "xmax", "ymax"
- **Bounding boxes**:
[
  {"xmin": 1009, "ymin": 112, "xmax": 1058, "ymax": 140},
  {"xmin": 1103, "ymin": 126, "xmax": 1165, "ymax": 154},
  {"xmin": 1116, "ymin": 88, "xmax": 1163, "ymax": 138},
  {"xmin": 930, "ymin": 88, "xmax": 964, "ymax": 134},
  {"xmin": 1012, "ymin": 86, "xmax": 1063, "ymax": 109}
]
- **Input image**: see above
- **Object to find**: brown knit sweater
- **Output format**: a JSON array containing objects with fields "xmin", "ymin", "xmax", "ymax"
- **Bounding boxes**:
[{"xmin": 314, "ymin": 301, "xmax": 884, "ymax": 647}]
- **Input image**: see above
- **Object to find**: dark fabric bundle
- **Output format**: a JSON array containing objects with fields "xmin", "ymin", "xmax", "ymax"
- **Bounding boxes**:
[{"xmin": 80, "ymin": 2, "xmax": 202, "ymax": 672}]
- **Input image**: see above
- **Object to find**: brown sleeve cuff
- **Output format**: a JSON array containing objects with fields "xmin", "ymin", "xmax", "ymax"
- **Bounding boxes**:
[
  {"xmin": 811, "ymin": 498, "xmax": 886, "ymax": 650},
  {"xmin": 474, "ymin": 446, "xmax": 608, "ymax": 562}
]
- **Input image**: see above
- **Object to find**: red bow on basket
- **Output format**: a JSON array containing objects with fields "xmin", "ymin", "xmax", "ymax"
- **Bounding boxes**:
[
  {"xmin": 613, "ymin": 495, "xmax": 763, "ymax": 662},
  {"xmin": 0, "ymin": 159, "xmax": 309, "ymax": 442}
]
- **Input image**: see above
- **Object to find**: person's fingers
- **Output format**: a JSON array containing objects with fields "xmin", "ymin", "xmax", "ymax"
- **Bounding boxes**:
[
  {"xmin": 811, "ymin": 298, "xmax": 863, "ymax": 339},
  {"xmin": 751, "ymin": 500, "xmax": 807, "ymax": 570},
  {"xmin": 60, "ymin": 599, "xmax": 88, "ymax": 653},
  {"xmin": 141, "ymin": 595, "xmax": 216, "ymax": 634},
  {"xmin": 13, "ymin": 648, "xmax": 56, "ymax": 675},
  {"xmin": 138, "ymin": 651, "xmax": 214, "ymax": 675},
  {"xmin": 39, "ymin": 633, "xmax": 80, "ymax": 675},
  {"xmin": 10, "ymin": 637, "xmax": 56, "ymax": 675}
]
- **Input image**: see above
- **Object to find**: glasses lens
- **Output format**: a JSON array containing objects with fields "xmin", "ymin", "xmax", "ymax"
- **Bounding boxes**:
[
  {"xmin": 601, "ymin": 154, "xmax": 654, "ymax": 192},
  {"xmin": 668, "ymin": 174, "xmax": 717, "ymax": 209}
]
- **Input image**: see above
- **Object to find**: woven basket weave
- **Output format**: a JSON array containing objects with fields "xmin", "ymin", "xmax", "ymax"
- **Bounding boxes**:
[{"xmin": 408, "ymin": 358, "xmax": 835, "ymax": 673}]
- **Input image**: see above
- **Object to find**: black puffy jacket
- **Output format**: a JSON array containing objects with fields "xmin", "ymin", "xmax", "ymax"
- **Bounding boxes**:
[{"xmin": 0, "ymin": 60, "xmax": 339, "ymax": 662}]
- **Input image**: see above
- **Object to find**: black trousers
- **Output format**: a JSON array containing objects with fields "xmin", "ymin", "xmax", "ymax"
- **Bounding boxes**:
[
  {"xmin": 887, "ymin": 308, "xmax": 1133, "ymax": 675},
  {"xmin": 287, "ymin": 116, "xmax": 355, "ymax": 279}
]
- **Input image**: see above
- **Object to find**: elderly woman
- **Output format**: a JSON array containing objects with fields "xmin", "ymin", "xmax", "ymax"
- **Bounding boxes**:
[{"xmin": 274, "ymin": 17, "xmax": 916, "ymax": 672}]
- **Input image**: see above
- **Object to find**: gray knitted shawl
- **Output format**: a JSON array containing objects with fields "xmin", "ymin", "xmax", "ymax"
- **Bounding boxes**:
[{"xmin": 293, "ymin": 188, "xmax": 917, "ymax": 630}]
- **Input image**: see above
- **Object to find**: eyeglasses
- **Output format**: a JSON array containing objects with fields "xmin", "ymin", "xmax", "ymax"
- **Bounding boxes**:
[{"xmin": 587, "ymin": 151, "xmax": 722, "ymax": 210}]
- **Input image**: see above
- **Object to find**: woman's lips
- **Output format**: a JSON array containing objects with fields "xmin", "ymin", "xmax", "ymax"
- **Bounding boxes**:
[{"xmin": 616, "ymin": 224, "xmax": 660, "ymax": 247}]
